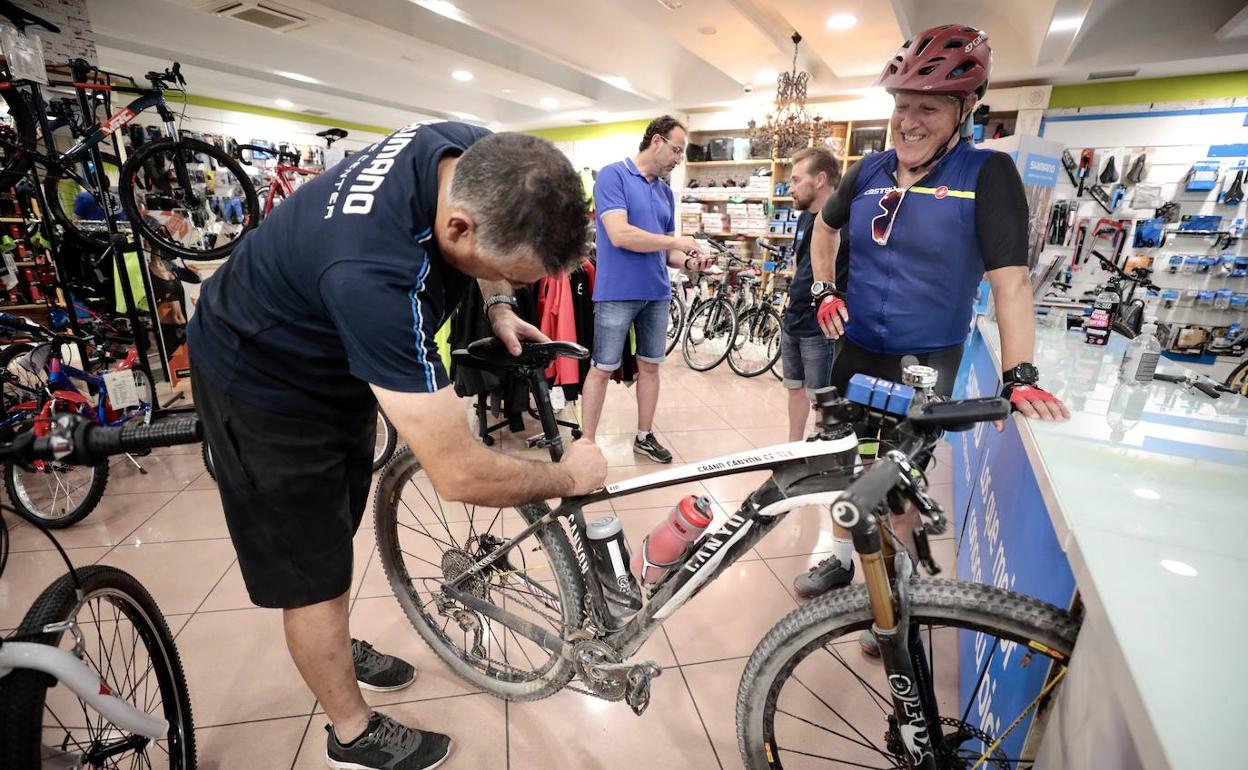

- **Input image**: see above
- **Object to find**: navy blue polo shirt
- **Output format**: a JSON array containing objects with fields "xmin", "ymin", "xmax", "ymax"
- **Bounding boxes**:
[
  {"xmin": 784, "ymin": 211, "xmax": 850, "ymax": 337},
  {"xmin": 189, "ymin": 121, "xmax": 490, "ymax": 418},
  {"xmin": 592, "ymin": 157, "xmax": 675, "ymax": 302}
]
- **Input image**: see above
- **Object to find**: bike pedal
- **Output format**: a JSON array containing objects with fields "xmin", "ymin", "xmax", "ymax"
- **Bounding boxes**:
[{"xmin": 624, "ymin": 662, "xmax": 662, "ymax": 716}]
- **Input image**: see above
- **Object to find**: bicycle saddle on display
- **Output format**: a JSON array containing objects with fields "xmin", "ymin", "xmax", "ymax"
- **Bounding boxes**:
[{"xmin": 453, "ymin": 337, "xmax": 589, "ymax": 372}]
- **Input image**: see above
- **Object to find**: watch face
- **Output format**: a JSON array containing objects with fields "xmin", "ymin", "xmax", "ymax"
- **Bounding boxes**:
[
  {"xmin": 1012, "ymin": 363, "xmax": 1040, "ymax": 383},
  {"xmin": 811, "ymin": 281, "xmax": 828, "ymax": 294}
]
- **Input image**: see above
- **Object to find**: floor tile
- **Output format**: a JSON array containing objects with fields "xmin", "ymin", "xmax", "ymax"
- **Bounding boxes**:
[
  {"xmin": 508, "ymin": 672, "xmax": 719, "ymax": 770},
  {"xmin": 106, "ymin": 451, "xmax": 207, "ymax": 493},
  {"xmin": 177, "ymin": 606, "xmax": 317, "ymax": 726},
  {"xmin": 737, "ymin": 425, "xmax": 792, "ymax": 449},
  {"xmin": 652, "ymin": 406, "xmax": 734, "ymax": 432},
  {"xmin": 195, "ymin": 715, "xmax": 309, "ymax": 770},
  {"xmin": 663, "ymin": 560, "xmax": 798, "ymax": 665},
  {"xmin": 0, "ymin": 547, "xmax": 109, "ymax": 631},
  {"xmin": 186, "ymin": 468, "xmax": 218, "ymax": 490},
  {"xmin": 197, "ymin": 559, "xmax": 252, "ymax": 613},
  {"xmin": 295, "ymin": 694, "xmax": 507, "ymax": 769},
  {"xmin": 679, "ymin": 656, "xmax": 751, "ymax": 768},
  {"xmin": 700, "ymin": 469, "xmax": 771, "ymax": 501},
  {"xmin": 3, "ymin": 491, "xmax": 175, "ymax": 551},
  {"xmin": 712, "ymin": 403, "xmax": 790, "ymax": 429},
  {"xmin": 97, "ymin": 539, "xmax": 236, "ymax": 615},
  {"xmin": 131, "ymin": 488, "xmax": 230, "ymax": 542},
  {"xmin": 662, "ymin": 429, "xmax": 755, "ymax": 463},
  {"xmin": 752, "ymin": 504, "xmax": 839, "ymax": 560}
]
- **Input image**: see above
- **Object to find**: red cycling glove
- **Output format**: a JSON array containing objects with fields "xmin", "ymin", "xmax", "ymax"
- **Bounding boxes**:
[
  {"xmin": 815, "ymin": 294, "xmax": 847, "ymax": 328},
  {"xmin": 1000, "ymin": 383, "xmax": 1059, "ymax": 411}
]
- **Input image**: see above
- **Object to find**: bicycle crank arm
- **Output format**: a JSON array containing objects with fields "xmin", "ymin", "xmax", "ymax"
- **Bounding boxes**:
[
  {"xmin": 441, "ymin": 586, "xmax": 571, "ymax": 658},
  {"xmin": 0, "ymin": 642, "xmax": 169, "ymax": 739}
]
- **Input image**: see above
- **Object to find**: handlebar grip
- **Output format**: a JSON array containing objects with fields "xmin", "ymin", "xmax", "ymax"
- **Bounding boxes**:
[
  {"xmin": 836, "ymin": 458, "xmax": 905, "ymax": 524},
  {"xmin": 1192, "ymin": 379, "xmax": 1222, "ymax": 399},
  {"xmin": 83, "ymin": 419, "xmax": 201, "ymax": 460}
]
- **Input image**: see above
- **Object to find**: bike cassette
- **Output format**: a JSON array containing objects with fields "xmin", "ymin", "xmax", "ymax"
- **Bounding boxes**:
[{"xmin": 440, "ymin": 548, "xmax": 490, "ymax": 601}]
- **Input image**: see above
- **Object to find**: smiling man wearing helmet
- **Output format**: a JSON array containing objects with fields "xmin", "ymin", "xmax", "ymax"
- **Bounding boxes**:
[{"xmin": 795, "ymin": 25, "xmax": 1070, "ymax": 605}]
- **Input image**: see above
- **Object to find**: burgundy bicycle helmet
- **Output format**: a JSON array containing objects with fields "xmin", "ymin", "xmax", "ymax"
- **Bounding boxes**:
[{"xmin": 878, "ymin": 24, "xmax": 991, "ymax": 100}]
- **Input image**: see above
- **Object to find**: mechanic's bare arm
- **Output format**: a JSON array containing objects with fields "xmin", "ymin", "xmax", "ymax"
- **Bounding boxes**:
[{"xmin": 372, "ymin": 385, "xmax": 606, "ymax": 505}]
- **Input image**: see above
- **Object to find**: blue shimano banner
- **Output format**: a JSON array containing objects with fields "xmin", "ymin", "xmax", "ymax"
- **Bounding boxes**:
[
  {"xmin": 954, "ymin": 328, "xmax": 1076, "ymax": 762},
  {"xmin": 1020, "ymin": 152, "xmax": 1060, "ymax": 187}
]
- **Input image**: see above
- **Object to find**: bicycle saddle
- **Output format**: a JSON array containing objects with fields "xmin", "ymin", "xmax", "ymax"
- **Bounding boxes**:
[
  {"xmin": 317, "ymin": 128, "xmax": 348, "ymax": 140},
  {"xmin": 453, "ymin": 337, "xmax": 589, "ymax": 371}
]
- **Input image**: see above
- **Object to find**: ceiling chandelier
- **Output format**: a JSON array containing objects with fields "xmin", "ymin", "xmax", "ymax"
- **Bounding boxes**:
[{"xmin": 749, "ymin": 32, "xmax": 828, "ymax": 159}]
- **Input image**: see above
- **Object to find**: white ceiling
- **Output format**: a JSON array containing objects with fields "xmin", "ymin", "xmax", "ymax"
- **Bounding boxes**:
[{"xmin": 85, "ymin": 0, "xmax": 1248, "ymax": 132}]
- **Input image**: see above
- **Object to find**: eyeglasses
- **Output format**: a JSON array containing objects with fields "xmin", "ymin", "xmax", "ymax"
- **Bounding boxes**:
[
  {"xmin": 658, "ymin": 135, "xmax": 685, "ymax": 157},
  {"xmin": 871, "ymin": 188, "xmax": 905, "ymax": 246}
]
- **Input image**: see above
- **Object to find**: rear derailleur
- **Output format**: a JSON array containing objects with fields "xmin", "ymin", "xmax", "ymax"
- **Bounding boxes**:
[{"xmin": 572, "ymin": 640, "xmax": 662, "ymax": 716}]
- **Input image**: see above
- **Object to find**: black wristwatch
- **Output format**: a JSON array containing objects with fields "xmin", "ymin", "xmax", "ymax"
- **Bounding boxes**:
[
  {"xmin": 1002, "ymin": 363, "xmax": 1040, "ymax": 386},
  {"xmin": 483, "ymin": 294, "xmax": 519, "ymax": 316}
]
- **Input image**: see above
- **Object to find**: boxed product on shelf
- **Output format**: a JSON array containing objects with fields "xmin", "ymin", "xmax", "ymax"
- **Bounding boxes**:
[
  {"xmin": 701, "ymin": 213, "xmax": 728, "ymax": 234},
  {"xmin": 784, "ymin": 221, "xmax": 799, "ymax": 235},
  {"xmin": 769, "ymin": 220, "xmax": 787, "ymax": 235}
]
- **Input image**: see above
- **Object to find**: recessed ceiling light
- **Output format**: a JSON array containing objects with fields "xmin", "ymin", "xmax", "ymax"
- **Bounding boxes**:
[
  {"xmin": 698, "ymin": 26, "xmax": 717, "ymax": 36},
  {"xmin": 825, "ymin": 13, "xmax": 857, "ymax": 31},
  {"xmin": 415, "ymin": 1, "xmax": 463, "ymax": 21},
  {"xmin": 540, "ymin": 97, "xmax": 559, "ymax": 109},
  {"xmin": 274, "ymin": 98, "xmax": 294, "ymax": 108},
  {"xmin": 452, "ymin": 70, "xmax": 474, "ymax": 82},
  {"xmin": 1160, "ymin": 559, "xmax": 1198, "ymax": 577},
  {"xmin": 1049, "ymin": 16, "xmax": 1084, "ymax": 32},
  {"xmin": 275, "ymin": 70, "xmax": 320, "ymax": 84},
  {"xmin": 755, "ymin": 70, "xmax": 778, "ymax": 84}
]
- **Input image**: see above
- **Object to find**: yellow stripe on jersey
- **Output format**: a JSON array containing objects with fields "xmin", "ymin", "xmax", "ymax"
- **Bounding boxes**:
[{"xmin": 910, "ymin": 186, "xmax": 976, "ymax": 199}]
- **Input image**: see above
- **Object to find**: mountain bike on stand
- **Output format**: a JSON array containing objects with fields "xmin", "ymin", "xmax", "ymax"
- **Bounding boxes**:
[
  {"xmin": 0, "ymin": 412, "xmax": 202, "ymax": 768},
  {"xmin": 372, "ymin": 338, "xmax": 1081, "ymax": 769}
]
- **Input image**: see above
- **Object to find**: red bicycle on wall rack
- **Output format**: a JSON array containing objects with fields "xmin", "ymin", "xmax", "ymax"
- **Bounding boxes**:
[{"xmin": 238, "ymin": 128, "xmax": 348, "ymax": 218}]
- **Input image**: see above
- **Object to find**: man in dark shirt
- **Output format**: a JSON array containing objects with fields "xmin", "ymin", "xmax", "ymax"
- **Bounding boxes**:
[
  {"xmin": 781, "ymin": 147, "xmax": 843, "ymax": 442},
  {"xmin": 189, "ymin": 122, "xmax": 607, "ymax": 769}
]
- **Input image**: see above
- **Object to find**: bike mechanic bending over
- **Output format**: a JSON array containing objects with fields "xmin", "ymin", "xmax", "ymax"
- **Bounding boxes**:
[
  {"xmin": 189, "ymin": 122, "xmax": 607, "ymax": 770},
  {"xmin": 797, "ymin": 24, "xmax": 1071, "ymax": 610}
]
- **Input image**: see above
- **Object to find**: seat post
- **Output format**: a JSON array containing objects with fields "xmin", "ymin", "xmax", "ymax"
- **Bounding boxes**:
[{"xmin": 527, "ymin": 370, "xmax": 565, "ymax": 462}]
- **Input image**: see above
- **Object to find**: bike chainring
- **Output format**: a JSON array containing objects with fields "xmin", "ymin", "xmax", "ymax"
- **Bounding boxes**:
[
  {"xmin": 884, "ymin": 716, "xmax": 1011, "ymax": 770},
  {"xmin": 572, "ymin": 640, "xmax": 627, "ymax": 701}
]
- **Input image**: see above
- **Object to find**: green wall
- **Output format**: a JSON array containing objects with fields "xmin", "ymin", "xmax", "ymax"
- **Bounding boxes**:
[
  {"xmin": 183, "ymin": 94, "xmax": 393, "ymax": 136},
  {"xmin": 1049, "ymin": 71, "xmax": 1248, "ymax": 109},
  {"xmin": 527, "ymin": 119, "xmax": 650, "ymax": 142}
]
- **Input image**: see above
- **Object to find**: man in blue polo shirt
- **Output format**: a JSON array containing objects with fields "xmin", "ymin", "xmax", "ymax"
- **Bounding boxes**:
[{"xmin": 580, "ymin": 115, "xmax": 711, "ymax": 461}]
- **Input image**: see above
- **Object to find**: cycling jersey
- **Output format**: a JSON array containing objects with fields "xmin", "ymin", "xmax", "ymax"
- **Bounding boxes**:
[
  {"xmin": 190, "ymin": 121, "xmax": 489, "ymax": 419},
  {"xmin": 820, "ymin": 140, "xmax": 1028, "ymax": 355}
]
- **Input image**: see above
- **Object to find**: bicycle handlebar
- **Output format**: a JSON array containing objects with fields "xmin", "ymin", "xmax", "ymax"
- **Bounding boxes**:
[{"xmin": 8, "ymin": 414, "xmax": 201, "ymax": 467}]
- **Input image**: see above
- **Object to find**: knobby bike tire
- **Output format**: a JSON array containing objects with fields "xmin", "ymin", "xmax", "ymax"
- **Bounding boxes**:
[
  {"xmin": 1224, "ymin": 358, "xmax": 1248, "ymax": 396},
  {"xmin": 201, "ymin": 440, "xmax": 216, "ymax": 481},
  {"xmin": 736, "ymin": 579, "xmax": 1079, "ymax": 770},
  {"xmin": 4, "ymin": 456, "xmax": 109, "ymax": 528},
  {"xmin": 666, "ymin": 292, "xmax": 687, "ymax": 356},
  {"xmin": 0, "ymin": 565, "xmax": 196, "ymax": 769},
  {"xmin": 373, "ymin": 447, "xmax": 586, "ymax": 701},
  {"xmin": 372, "ymin": 410, "xmax": 397, "ymax": 472},
  {"xmin": 119, "ymin": 137, "xmax": 260, "ymax": 261}
]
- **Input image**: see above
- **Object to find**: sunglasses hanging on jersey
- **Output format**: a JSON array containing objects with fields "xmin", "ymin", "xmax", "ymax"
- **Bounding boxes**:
[{"xmin": 872, "ymin": 188, "xmax": 905, "ymax": 246}]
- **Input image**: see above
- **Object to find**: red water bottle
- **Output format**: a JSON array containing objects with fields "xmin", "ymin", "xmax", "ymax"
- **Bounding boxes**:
[{"xmin": 632, "ymin": 495, "xmax": 714, "ymax": 587}]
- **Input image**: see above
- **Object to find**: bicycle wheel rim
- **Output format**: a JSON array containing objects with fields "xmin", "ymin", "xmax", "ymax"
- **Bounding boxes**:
[
  {"xmin": 378, "ymin": 456, "xmax": 574, "ymax": 683},
  {"xmin": 10, "ymin": 462, "xmax": 98, "ymax": 523},
  {"xmin": 122, "ymin": 138, "xmax": 259, "ymax": 260},
  {"xmin": 747, "ymin": 589, "xmax": 1074, "ymax": 770},
  {"xmin": 373, "ymin": 413, "xmax": 394, "ymax": 467},
  {"xmin": 683, "ymin": 299, "xmax": 737, "ymax": 370},
  {"xmin": 37, "ymin": 574, "xmax": 192, "ymax": 768},
  {"xmin": 43, "ymin": 153, "xmax": 125, "ymax": 251},
  {"xmin": 729, "ymin": 310, "xmax": 782, "ymax": 377}
]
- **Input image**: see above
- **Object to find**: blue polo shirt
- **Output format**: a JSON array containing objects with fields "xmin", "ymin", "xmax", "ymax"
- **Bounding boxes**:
[{"xmin": 592, "ymin": 157, "xmax": 674, "ymax": 302}]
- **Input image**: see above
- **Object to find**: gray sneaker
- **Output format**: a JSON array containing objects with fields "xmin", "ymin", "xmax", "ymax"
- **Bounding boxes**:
[
  {"xmin": 326, "ymin": 711, "xmax": 452, "ymax": 770},
  {"xmin": 633, "ymin": 432, "xmax": 673, "ymax": 463},
  {"xmin": 352, "ymin": 639, "xmax": 416, "ymax": 692},
  {"xmin": 793, "ymin": 556, "xmax": 854, "ymax": 599}
]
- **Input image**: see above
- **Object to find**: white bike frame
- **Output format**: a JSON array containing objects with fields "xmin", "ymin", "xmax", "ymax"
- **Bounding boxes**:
[{"xmin": 0, "ymin": 639, "xmax": 169, "ymax": 739}]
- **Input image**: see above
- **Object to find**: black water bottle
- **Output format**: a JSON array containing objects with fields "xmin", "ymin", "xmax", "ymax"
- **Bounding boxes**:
[{"xmin": 586, "ymin": 514, "xmax": 643, "ymax": 625}]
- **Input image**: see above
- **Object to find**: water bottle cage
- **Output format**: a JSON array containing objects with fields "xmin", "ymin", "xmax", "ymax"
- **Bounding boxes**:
[{"xmin": 636, "ymin": 535, "xmax": 688, "ymax": 595}]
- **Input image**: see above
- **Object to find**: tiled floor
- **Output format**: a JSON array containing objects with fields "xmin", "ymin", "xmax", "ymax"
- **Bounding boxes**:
[{"xmin": 0, "ymin": 358, "xmax": 956, "ymax": 769}]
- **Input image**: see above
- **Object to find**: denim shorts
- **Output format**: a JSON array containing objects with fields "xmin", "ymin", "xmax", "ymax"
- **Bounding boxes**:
[
  {"xmin": 781, "ymin": 330, "xmax": 835, "ymax": 398},
  {"xmin": 592, "ymin": 299, "xmax": 669, "ymax": 371}
]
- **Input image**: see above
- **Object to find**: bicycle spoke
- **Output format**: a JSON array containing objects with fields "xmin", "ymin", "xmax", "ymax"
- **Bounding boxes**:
[
  {"xmin": 792, "ymin": 675, "xmax": 895, "ymax": 762},
  {"xmin": 961, "ymin": 636, "xmax": 1000, "ymax": 725},
  {"xmin": 821, "ymin": 643, "xmax": 892, "ymax": 713},
  {"xmin": 776, "ymin": 708, "xmax": 900, "ymax": 761},
  {"xmin": 776, "ymin": 746, "xmax": 897, "ymax": 769}
]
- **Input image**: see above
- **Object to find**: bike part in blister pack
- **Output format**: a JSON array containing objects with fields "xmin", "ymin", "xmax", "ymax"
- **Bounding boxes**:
[{"xmin": 585, "ymin": 514, "xmax": 643, "ymax": 624}]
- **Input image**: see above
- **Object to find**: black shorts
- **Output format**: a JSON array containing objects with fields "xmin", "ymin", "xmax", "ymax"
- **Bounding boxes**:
[
  {"xmin": 830, "ymin": 337, "xmax": 964, "ymax": 466},
  {"xmin": 193, "ymin": 371, "xmax": 376, "ymax": 609}
]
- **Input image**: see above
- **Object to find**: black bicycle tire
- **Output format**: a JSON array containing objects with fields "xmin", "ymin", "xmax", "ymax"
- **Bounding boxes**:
[
  {"xmin": 665, "ymin": 292, "xmax": 687, "ymax": 356},
  {"xmin": 201, "ymin": 440, "xmax": 216, "ymax": 481},
  {"xmin": 728, "ymin": 307, "xmax": 783, "ymax": 378},
  {"xmin": 0, "ymin": 84, "xmax": 37, "ymax": 190},
  {"xmin": 372, "ymin": 411, "xmax": 397, "ymax": 472},
  {"xmin": 42, "ymin": 152, "xmax": 125, "ymax": 252},
  {"xmin": 373, "ymin": 447, "xmax": 586, "ymax": 701},
  {"xmin": 1224, "ymin": 358, "xmax": 1248, "ymax": 395},
  {"xmin": 736, "ymin": 579, "xmax": 1079, "ymax": 770},
  {"xmin": 682, "ymin": 297, "xmax": 738, "ymax": 371},
  {"xmin": 119, "ymin": 137, "xmax": 260, "ymax": 261},
  {"xmin": 4, "ymin": 455, "xmax": 109, "ymax": 528},
  {"xmin": 0, "ymin": 564, "xmax": 196, "ymax": 769},
  {"xmin": 0, "ymin": 341, "xmax": 38, "ymax": 414}
]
